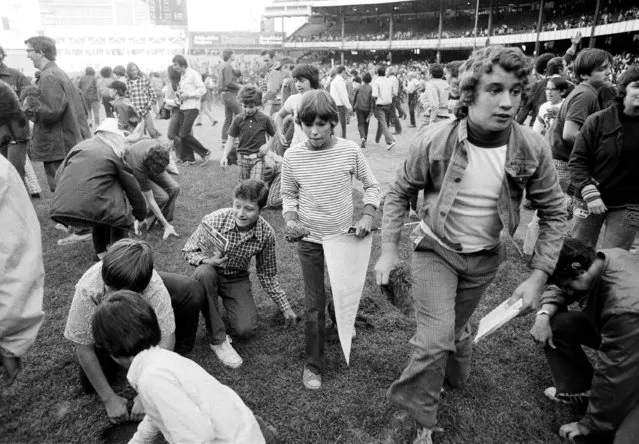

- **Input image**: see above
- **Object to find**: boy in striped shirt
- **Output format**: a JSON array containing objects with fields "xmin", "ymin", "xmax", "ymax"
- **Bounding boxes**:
[{"xmin": 281, "ymin": 90, "xmax": 380, "ymax": 390}]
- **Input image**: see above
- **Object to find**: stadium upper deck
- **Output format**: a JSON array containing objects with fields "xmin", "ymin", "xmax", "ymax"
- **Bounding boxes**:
[{"xmin": 278, "ymin": 0, "xmax": 639, "ymax": 58}]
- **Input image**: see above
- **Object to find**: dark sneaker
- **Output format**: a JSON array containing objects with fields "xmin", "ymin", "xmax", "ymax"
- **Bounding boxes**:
[
  {"xmin": 387, "ymin": 141, "xmax": 396, "ymax": 150},
  {"xmin": 361, "ymin": 138, "xmax": 366, "ymax": 148}
]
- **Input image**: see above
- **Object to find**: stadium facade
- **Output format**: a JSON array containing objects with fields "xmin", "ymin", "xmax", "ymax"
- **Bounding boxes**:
[{"xmin": 263, "ymin": 0, "xmax": 639, "ymax": 62}]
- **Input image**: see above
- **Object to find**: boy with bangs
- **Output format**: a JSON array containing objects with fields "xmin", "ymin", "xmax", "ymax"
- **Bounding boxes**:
[
  {"xmin": 374, "ymin": 46, "xmax": 567, "ymax": 443},
  {"xmin": 274, "ymin": 64, "xmax": 321, "ymax": 150},
  {"xmin": 64, "ymin": 239, "xmax": 204, "ymax": 424},
  {"xmin": 548, "ymin": 48, "xmax": 612, "ymax": 191},
  {"xmin": 221, "ymin": 85, "xmax": 275, "ymax": 180},
  {"xmin": 281, "ymin": 90, "xmax": 380, "ymax": 390},
  {"xmin": 92, "ymin": 291, "xmax": 279, "ymax": 444}
]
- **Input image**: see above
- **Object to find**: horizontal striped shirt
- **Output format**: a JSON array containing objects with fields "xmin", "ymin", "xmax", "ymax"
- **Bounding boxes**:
[{"xmin": 281, "ymin": 138, "xmax": 380, "ymax": 244}]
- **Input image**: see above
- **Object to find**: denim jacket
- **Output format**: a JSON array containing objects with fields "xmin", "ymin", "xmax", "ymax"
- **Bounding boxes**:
[{"xmin": 382, "ymin": 118, "xmax": 567, "ymax": 275}]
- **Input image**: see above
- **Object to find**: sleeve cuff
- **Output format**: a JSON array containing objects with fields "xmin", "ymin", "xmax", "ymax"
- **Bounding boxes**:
[
  {"xmin": 284, "ymin": 211, "xmax": 298, "ymax": 222},
  {"xmin": 580, "ymin": 184, "xmax": 601, "ymax": 203},
  {"xmin": 363, "ymin": 204, "xmax": 377, "ymax": 217}
]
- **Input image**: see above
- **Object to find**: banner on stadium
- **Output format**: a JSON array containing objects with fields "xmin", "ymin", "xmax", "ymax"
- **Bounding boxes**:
[
  {"xmin": 190, "ymin": 32, "xmax": 284, "ymax": 49},
  {"xmin": 323, "ymin": 232, "xmax": 373, "ymax": 365}
]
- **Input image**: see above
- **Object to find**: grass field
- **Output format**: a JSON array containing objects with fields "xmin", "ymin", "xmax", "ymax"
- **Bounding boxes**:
[{"xmin": 0, "ymin": 117, "xmax": 579, "ymax": 444}]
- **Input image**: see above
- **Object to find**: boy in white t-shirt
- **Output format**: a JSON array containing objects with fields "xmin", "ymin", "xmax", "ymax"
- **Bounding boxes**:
[
  {"xmin": 274, "ymin": 64, "xmax": 320, "ymax": 151},
  {"xmin": 92, "ymin": 290, "xmax": 280, "ymax": 444}
]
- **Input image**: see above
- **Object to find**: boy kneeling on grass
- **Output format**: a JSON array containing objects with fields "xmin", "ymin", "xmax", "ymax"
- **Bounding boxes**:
[
  {"xmin": 220, "ymin": 85, "xmax": 275, "ymax": 180},
  {"xmin": 92, "ymin": 290, "xmax": 279, "ymax": 444},
  {"xmin": 530, "ymin": 237, "xmax": 639, "ymax": 443},
  {"xmin": 182, "ymin": 179, "xmax": 299, "ymax": 369}
]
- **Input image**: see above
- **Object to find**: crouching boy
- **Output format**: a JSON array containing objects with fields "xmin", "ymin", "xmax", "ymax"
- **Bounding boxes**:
[
  {"xmin": 530, "ymin": 237, "xmax": 639, "ymax": 443},
  {"xmin": 92, "ymin": 291, "xmax": 279, "ymax": 444},
  {"xmin": 182, "ymin": 179, "xmax": 298, "ymax": 369}
]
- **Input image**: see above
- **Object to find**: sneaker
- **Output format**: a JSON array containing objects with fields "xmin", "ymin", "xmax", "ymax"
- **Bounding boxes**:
[
  {"xmin": 183, "ymin": 160, "xmax": 196, "ymax": 166},
  {"xmin": 302, "ymin": 368, "xmax": 322, "ymax": 390},
  {"xmin": 57, "ymin": 232, "xmax": 92, "ymax": 246},
  {"xmin": 212, "ymin": 120, "xmax": 218, "ymax": 127},
  {"xmin": 413, "ymin": 427, "xmax": 433, "ymax": 444},
  {"xmin": 55, "ymin": 223, "xmax": 69, "ymax": 233},
  {"xmin": 544, "ymin": 387, "xmax": 590, "ymax": 405},
  {"xmin": 361, "ymin": 138, "xmax": 366, "ymax": 148},
  {"xmin": 195, "ymin": 122, "xmax": 202, "ymax": 126},
  {"xmin": 200, "ymin": 152, "xmax": 211, "ymax": 167},
  {"xmin": 387, "ymin": 141, "xmax": 396, "ymax": 150},
  {"xmin": 210, "ymin": 336, "xmax": 243, "ymax": 368}
]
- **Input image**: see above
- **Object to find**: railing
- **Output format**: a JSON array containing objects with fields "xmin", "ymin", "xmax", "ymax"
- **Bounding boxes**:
[{"xmin": 283, "ymin": 19, "xmax": 639, "ymax": 50}]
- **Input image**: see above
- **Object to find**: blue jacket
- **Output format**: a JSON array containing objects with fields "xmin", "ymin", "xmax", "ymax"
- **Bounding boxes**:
[{"xmin": 382, "ymin": 118, "xmax": 567, "ymax": 275}]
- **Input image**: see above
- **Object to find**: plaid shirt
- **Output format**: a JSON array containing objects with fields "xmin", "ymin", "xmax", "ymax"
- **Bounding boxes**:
[
  {"xmin": 126, "ymin": 75, "xmax": 157, "ymax": 116},
  {"xmin": 182, "ymin": 208, "xmax": 291, "ymax": 312}
]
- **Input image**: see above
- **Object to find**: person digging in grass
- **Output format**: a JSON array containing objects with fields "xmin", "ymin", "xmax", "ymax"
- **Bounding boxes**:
[
  {"xmin": 280, "ymin": 89, "xmax": 380, "ymax": 390},
  {"xmin": 64, "ymin": 239, "xmax": 203, "ymax": 424},
  {"xmin": 182, "ymin": 179, "xmax": 299, "ymax": 369},
  {"xmin": 124, "ymin": 138, "xmax": 179, "ymax": 240},
  {"xmin": 92, "ymin": 290, "xmax": 280, "ymax": 444},
  {"xmin": 374, "ymin": 45, "xmax": 567, "ymax": 444},
  {"xmin": 530, "ymin": 237, "xmax": 639, "ymax": 444},
  {"xmin": 0, "ymin": 155, "xmax": 44, "ymax": 388}
]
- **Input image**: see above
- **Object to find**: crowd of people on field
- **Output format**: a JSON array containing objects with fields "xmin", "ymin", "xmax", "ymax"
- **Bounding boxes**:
[{"xmin": 1, "ymin": 27, "xmax": 639, "ymax": 444}]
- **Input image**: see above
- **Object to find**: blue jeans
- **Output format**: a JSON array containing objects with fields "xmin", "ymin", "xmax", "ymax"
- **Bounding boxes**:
[
  {"xmin": 297, "ymin": 241, "xmax": 326, "ymax": 374},
  {"xmin": 221, "ymin": 92, "xmax": 241, "ymax": 143},
  {"xmin": 571, "ymin": 200, "xmax": 637, "ymax": 250},
  {"xmin": 387, "ymin": 233, "xmax": 502, "ymax": 428}
]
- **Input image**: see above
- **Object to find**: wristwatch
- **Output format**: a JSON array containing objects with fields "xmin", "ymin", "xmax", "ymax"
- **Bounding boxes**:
[{"xmin": 536, "ymin": 309, "xmax": 552, "ymax": 317}]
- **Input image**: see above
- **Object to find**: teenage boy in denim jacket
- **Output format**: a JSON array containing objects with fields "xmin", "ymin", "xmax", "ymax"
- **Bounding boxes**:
[{"xmin": 374, "ymin": 46, "xmax": 568, "ymax": 444}]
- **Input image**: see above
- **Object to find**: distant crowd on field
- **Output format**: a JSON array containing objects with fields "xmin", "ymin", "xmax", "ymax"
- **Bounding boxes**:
[{"xmin": 2, "ymin": 27, "xmax": 639, "ymax": 444}]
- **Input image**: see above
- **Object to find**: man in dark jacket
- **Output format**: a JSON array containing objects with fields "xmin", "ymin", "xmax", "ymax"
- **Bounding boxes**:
[
  {"xmin": 24, "ymin": 36, "xmax": 90, "ymax": 192},
  {"xmin": 0, "ymin": 45, "xmax": 29, "ymax": 97},
  {"xmin": 51, "ymin": 118, "xmax": 147, "ymax": 258},
  {"xmin": 530, "ymin": 237, "xmax": 639, "ymax": 443}
]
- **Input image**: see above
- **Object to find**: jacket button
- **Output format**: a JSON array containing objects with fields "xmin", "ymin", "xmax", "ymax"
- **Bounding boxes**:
[
  {"xmin": 440, "ymin": 211, "xmax": 446, "ymax": 216},
  {"xmin": 454, "ymin": 178, "xmax": 461, "ymax": 183}
]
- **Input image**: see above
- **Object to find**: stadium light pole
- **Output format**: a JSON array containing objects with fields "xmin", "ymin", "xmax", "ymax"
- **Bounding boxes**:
[
  {"xmin": 473, "ymin": 0, "xmax": 480, "ymax": 50},
  {"xmin": 437, "ymin": 0, "xmax": 443, "ymax": 63},
  {"xmin": 589, "ymin": 0, "xmax": 602, "ymax": 48},
  {"xmin": 534, "ymin": 0, "xmax": 545, "ymax": 56},
  {"xmin": 486, "ymin": 0, "xmax": 493, "ymax": 45}
]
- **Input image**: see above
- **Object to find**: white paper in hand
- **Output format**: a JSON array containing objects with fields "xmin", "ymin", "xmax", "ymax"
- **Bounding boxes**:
[
  {"xmin": 474, "ymin": 297, "xmax": 523, "ymax": 343},
  {"xmin": 322, "ymin": 233, "xmax": 373, "ymax": 365}
]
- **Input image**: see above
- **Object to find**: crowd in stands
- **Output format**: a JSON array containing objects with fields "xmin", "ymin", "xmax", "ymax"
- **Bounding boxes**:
[{"xmin": 288, "ymin": 3, "xmax": 639, "ymax": 43}]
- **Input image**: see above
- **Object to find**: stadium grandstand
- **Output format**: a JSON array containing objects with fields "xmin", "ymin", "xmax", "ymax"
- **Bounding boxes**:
[{"xmin": 270, "ymin": 0, "xmax": 639, "ymax": 62}]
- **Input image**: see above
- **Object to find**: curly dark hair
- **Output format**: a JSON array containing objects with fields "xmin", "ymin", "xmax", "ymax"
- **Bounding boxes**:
[
  {"xmin": 239, "ymin": 84, "xmax": 262, "ymax": 106},
  {"xmin": 143, "ymin": 144, "xmax": 170, "ymax": 176},
  {"xmin": 455, "ymin": 45, "xmax": 532, "ymax": 119}
]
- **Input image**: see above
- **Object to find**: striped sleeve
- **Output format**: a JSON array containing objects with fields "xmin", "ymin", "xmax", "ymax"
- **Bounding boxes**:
[{"xmin": 354, "ymin": 147, "xmax": 380, "ymax": 211}]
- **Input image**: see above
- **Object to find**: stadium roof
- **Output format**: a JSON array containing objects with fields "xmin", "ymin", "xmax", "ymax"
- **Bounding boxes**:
[{"xmin": 312, "ymin": 0, "xmax": 538, "ymax": 16}]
